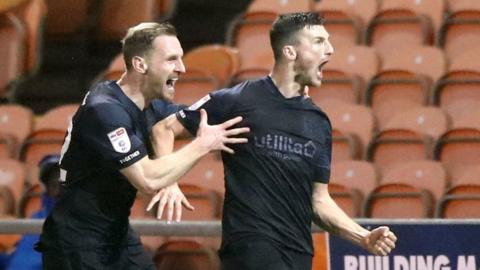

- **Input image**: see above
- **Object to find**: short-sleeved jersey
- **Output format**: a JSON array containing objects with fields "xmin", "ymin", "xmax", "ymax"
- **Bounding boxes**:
[
  {"xmin": 40, "ymin": 81, "xmax": 150, "ymax": 250},
  {"xmin": 175, "ymin": 76, "xmax": 332, "ymax": 255}
]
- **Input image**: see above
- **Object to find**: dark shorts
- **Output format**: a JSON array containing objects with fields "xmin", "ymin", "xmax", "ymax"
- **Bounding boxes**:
[
  {"xmin": 41, "ymin": 244, "xmax": 155, "ymax": 270},
  {"xmin": 220, "ymin": 239, "xmax": 312, "ymax": 270}
]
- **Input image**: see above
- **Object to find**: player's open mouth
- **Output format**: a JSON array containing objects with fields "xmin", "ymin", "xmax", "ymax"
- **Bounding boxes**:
[
  {"xmin": 318, "ymin": 60, "xmax": 329, "ymax": 72},
  {"xmin": 317, "ymin": 60, "xmax": 328, "ymax": 79},
  {"xmin": 166, "ymin": 78, "xmax": 178, "ymax": 88}
]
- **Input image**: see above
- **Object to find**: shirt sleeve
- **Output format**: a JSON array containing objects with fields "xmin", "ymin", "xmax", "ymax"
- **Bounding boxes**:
[
  {"xmin": 144, "ymin": 99, "xmax": 187, "ymax": 133},
  {"xmin": 313, "ymin": 117, "xmax": 332, "ymax": 183},
  {"xmin": 175, "ymin": 85, "xmax": 241, "ymax": 135},
  {"xmin": 80, "ymin": 102, "xmax": 148, "ymax": 170}
]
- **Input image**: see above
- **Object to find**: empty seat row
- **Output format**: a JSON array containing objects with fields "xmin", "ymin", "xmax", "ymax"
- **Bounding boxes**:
[
  {"xmin": 0, "ymin": 104, "xmax": 76, "ymax": 162},
  {"xmin": 0, "ymin": 0, "xmax": 177, "ymax": 98},
  {"xmin": 333, "ymin": 181, "xmax": 480, "ymax": 219}
]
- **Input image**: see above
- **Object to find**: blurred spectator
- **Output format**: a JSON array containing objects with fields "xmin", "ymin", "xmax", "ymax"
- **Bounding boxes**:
[{"xmin": 4, "ymin": 155, "xmax": 60, "ymax": 270}]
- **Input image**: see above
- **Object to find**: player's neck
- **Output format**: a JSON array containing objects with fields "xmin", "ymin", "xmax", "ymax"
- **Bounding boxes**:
[
  {"xmin": 270, "ymin": 64, "xmax": 304, "ymax": 98},
  {"xmin": 117, "ymin": 72, "xmax": 147, "ymax": 110}
]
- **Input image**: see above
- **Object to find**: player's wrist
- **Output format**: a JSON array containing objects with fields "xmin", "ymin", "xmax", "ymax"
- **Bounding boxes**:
[
  {"xmin": 190, "ymin": 137, "xmax": 211, "ymax": 156},
  {"xmin": 358, "ymin": 229, "xmax": 371, "ymax": 249}
]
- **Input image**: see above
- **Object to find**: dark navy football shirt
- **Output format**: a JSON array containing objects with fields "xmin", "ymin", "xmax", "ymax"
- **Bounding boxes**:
[
  {"xmin": 175, "ymin": 76, "xmax": 332, "ymax": 255},
  {"xmin": 40, "ymin": 81, "xmax": 152, "ymax": 250}
]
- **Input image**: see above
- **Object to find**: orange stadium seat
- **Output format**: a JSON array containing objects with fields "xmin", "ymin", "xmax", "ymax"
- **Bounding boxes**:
[
  {"xmin": 17, "ymin": 182, "xmax": 42, "ymax": 218},
  {"xmin": 184, "ymin": 45, "xmax": 239, "ymax": 87},
  {"xmin": 383, "ymin": 106, "xmax": 450, "ymax": 141},
  {"xmin": 434, "ymin": 128, "xmax": 480, "ymax": 181},
  {"xmin": 34, "ymin": 104, "xmax": 78, "ymax": 132},
  {"xmin": 447, "ymin": 0, "xmax": 480, "ymax": 13},
  {"xmin": 174, "ymin": 139, "xmax": 225, "ymax": 195},
  {"xmin": 0, "ymin": 105, "xmax": 33, "ymax": 158},
  {"xmin": 0, "ymin": 185, "xmax": 16, "ymax": 217},
  {"xmin": 327, "ymin": 46, "xmax": 380, "ymax": 90},
  {"xmin": 0, "ymin": 158, "xmax": 26, "ymax": 204},
  {"xmin": 381, "ymin": 160, "xmax": 448, "ymax": 203},
  {"xmin": 173, "ymin": 69, "xmax": 219, "ymax": 106},
  {"xmin": 230, "ymin": 68, "xmax": 269, "ymax": 86},
  {"xmin": 178, "ymin": 184, "xmax": 221, "ymax": 220},
  {"xmin": 438, "ymin": 10, "xmax": 480, "ymax": 61},
  {"xmin": 309, "ymin": 70, "xmax": 362, "ymax": 104},
  {"xmin": 97, "ymin": 0, "xmax": 177, "ymax": 41},
  {"xmin": 366, "ymin": 70, "xmax": 432, "ymax": 129},
  {"xmin": 321, "ymin": 10, "xmax": 362, "ymax": 48},
  {"xmin": 44, "ymin": 0, "xmax": 89, "ymax": 39},
  {"xmin": 321, "ymin": 102, "xmax": 375, "ymax": 154},
  {"xmin": 380, "ymin": 0, "xmax": 445, "ymax": 34},
  {"xmin": 454, "ymin": 165, "xmax": 480, "ymax": 186},
  {"xmin": 332, "ymin": 129, "xmax": 361, "ymax": 162},
  {"xmin": 0, "ymin": 104, "xmax": 33, "ymax": 150},
  {"xmin": 328, "ymin": 183, "xmax": 363, "ymax": 217},
  {"xmin": 330, "ymin": 160, "xmax": 378, "ymax": 198},
  {"xmin": 436, "ymin": 184, "xmax": 480, "ymax": 218},
  {"xmin": 226, "ymin": 11, "xmax": 276, "ymax": 72},
  {"xmin": 381, "ymin": 46, "xmax": 447, "ymax": 82},
  {"xmin": 367, "ymin": 129, "xmax": 434, "ymax": 174},
  {"xmin": 366, "ymin": 9, "xmax": 434, "ymax": 58},
  {"xmin": 0, "ymin": 134, "xmax": 17, "ymax": 159},
  {"xmin": 313, "ymin": 0, "xmax": 378, "ymax": 31},
  {"xmin": 130, "ymin": 193, "xmax": 152, "ymax": 219},
  {"xmin": 0, "ymin": 13, "xmax": 25, "ymax": 97},
  {"xmin": 9, "ymin": 0, "xmax": 47, "ymax": 74},
  {"xmin": 154, "ymin": 240, "xmax": 220, "ymax": 270},
  {"xmin": 246, "ymin": 0, "xmax": 311, "ymax": 13},
  {"xmin": 365, "ymin": 183, "xmax": 434, "ymax": 218},
  {"xmin": 448, "ymin": 50, "xmax": 480, "ymax": 73},
  {"xmin": 19, "ymin": 129, "xmax": 65, "ymax": 167},
  {"xmin": 158, "ymin": 0, "xmax": 177, "ymax": 20},
  {"xmin": 451, "ymin": 108, "xmax": 480, "ymax": 130},
  {"xmin": 432, "ymin": 70, "xmax": 480, "ymax": 123}
]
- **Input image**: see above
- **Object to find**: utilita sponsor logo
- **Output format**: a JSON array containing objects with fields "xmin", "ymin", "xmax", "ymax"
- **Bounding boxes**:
[{"xmin": 254, "ymin": 133, "xmax": 316, "ymax": 158}]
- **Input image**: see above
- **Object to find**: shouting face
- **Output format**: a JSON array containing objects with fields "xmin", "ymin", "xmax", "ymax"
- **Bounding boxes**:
[
  {"xmin": 293, "ymin": 25, "xmax": 334, "ymax": 87},
  {"xmin": 143, "ymin": 35, "xmax": 185, "ymax": 102}
]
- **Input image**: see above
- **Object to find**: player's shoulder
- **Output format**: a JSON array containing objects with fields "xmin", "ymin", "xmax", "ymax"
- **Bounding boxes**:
[
  {"xmin": 82, "ymin": 81, "xmax": 124, "ymax": 110},
  {"xmin": 78, "ymin": 81, "xmax": 129, "ymax": 121},
  {"xmin": 304, "ymin": 98, "xmax": 331, "ymax": 121},
  {"xmin": 212, "ymin": 76, "xmax": 269, "ymax": 100}
]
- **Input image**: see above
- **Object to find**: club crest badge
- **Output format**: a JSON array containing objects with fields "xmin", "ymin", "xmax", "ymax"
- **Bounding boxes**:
[{"xmin": 108, "ymin": 127, "xmax": 131, "ymax": 153}]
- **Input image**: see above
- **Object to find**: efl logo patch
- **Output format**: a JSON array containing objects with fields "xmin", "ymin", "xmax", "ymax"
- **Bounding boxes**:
[{"xmin": 108, "ymin": 127, "xmax": 131, "ymax": 153}]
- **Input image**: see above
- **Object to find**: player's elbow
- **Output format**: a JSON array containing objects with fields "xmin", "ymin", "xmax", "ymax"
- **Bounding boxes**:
[
  {"xmin": 139, "ymin": 181, "xmax": 157, "ymax": 194},
  {"xmin": 140, "ymin": 169, "xmax": 162, "ymax": 194},
  {"xmin": 141, "ymin": 166, "xmax": 175, "ymax": 193}
]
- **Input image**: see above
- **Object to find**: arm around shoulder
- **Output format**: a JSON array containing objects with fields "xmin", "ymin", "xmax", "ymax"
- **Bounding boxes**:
[{"xmin": 122, "ymin": 109, "xmax": 249, "ymax": 194}]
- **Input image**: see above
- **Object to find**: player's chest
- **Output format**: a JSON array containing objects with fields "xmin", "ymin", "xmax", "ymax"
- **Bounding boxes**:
[{"xmin": 239, "ymin": 105, "xmax": 330, "ymax": 160}]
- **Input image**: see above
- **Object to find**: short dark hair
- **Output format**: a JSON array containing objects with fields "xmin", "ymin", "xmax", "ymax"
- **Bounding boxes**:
[
  {"xmin": 121, "ymin": 22, "xmax": 177, "ymax": 70},
  {"xmin": 270, "ymin": 12, "xmax": 325, "ymax": 61}
]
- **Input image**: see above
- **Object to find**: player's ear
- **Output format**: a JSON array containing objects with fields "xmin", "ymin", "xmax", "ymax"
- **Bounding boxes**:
[
  {"xmin": 132, "ymin": 56, "xmax": 148, "ymax": 74},
  {"xmin": 282, "ymin": 45, "xmax": 297, "ymax": 61}
]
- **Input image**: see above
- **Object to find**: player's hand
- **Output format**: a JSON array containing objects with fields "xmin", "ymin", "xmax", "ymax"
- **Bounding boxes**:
[
  {"xmin": 146, "ymin": 183, "xmax": 194, "ymax": 222},
  {"xmin": 362, "ymin": 226, "xmax": 397, "ymax": 256},
  {"xmin": 196, "ymin": 109, "xmax": 249, "ymax": 154}
]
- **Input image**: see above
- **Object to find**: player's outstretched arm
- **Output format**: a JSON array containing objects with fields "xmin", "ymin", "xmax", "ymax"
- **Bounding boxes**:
[
  {"xmin": 144, "ymin": 113, "xmax": 195, "ymax": 223},
  {"xmin": 121, "ymin": 109, "xmax": 249, "ymax": 194},
  {"xmin": 311, "ymin": 182, "xmax": 397, "ymax": 256}
]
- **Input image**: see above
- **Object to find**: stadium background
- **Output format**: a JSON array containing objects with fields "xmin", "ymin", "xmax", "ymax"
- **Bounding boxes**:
[{"xmin": 0, "ymin": 0, "xmax": 479, "ymax": 269}]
